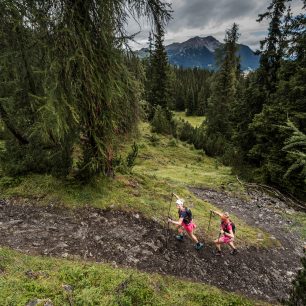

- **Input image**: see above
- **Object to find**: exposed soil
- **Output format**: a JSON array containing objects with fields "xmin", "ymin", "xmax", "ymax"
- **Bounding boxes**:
[{"xmin": 0, "ymin": 190, "xmax": 304, "ymax": 304}]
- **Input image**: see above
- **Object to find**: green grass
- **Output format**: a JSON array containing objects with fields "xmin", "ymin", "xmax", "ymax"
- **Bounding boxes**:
[
  {"xmin": 173, "ymin": 112, "xmax": 205, "ymax": 128},
  {"xmin": 0, "ymin": 247, "xmax": 269, "ymax": 306},
  {"xmin": 286, "ymin": 211, "xmax": 306, "ymax": 240}
]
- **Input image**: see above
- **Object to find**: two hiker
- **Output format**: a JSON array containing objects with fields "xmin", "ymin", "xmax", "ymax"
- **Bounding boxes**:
[
  {"xmin": 167, "ymin": 193, "xmax": 237, "ymax": 255},
  {"xmin": 167, "ymin": 193, "xmax": 204, "ymax": 250}
]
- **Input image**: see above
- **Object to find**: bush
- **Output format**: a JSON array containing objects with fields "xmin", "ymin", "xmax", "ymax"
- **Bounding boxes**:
[
  {"xmin": 115, "ymin": 143, "xmax": 139, "ymax": 174},
  {"xmin": 149, "ymin": 134, "xmax": 160, "ymax": 146},
  {"xmin": 175, "ymin": 119, "xmax": 195, "ymax": 143},
  {"xmin": 285, "ymin": 256, "xmax": 306, "ymax": 305},
  {"xmin": 204, "ymin": 134, "xmax": 227, "ymax": 157},
  {"xmin": 151, "ymin": 106, "xmax": 175, "ymax": 135}
]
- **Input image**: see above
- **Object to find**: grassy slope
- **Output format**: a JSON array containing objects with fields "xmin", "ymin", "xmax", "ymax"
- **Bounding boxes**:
[
  {"xmin": 0, "ymin": 247, "xmax": 266, "ymax": 306},
  {"xmin": 0, "ymin": 121, "xmax": 285, "ymax": 305}
]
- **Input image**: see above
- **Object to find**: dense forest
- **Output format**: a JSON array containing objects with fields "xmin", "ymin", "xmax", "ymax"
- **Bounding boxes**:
[
  {"xmin": 0, "ymin": 0, "xmax": 305, "ymax": 201},
  {"xmin": 146, "ymin": 1, "xmax": 306, "ymax": 201}
]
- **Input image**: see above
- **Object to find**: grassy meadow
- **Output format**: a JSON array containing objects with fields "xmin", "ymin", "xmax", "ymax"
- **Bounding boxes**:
[{"xmin": 173, "ymin": 111, "xmax": 205, "ymax": 128}]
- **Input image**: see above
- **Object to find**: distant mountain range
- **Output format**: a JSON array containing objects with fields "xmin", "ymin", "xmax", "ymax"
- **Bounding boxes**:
[{"xmin": 137, "ymin": 35, "xmax": 260, "ymax": 71}]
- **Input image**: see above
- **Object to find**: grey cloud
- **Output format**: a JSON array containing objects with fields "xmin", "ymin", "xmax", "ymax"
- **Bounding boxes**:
[
  {"xmin": 168, "ymin": 0, "xmax": 267, "ymax": 31},
  {"xmin": 127, "ymin": 0, "xmax": 304, "ymax": 50}
]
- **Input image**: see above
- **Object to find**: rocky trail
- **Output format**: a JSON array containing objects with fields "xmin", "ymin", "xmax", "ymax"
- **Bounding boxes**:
[{"xmin": 0, "ymin": 188, "xmax": 304, "ymax": 304}]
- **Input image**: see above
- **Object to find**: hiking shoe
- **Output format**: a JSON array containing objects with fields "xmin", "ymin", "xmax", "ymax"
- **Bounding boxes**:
[
  {"xmin": 215, "ymin": 250, "xmax": 222, "ymax": 256},
  {"xmin": 231, "ymin": 249, "xmax": 238, "ymax": 255},
  {"xmin": 195, "ymin": 242, "xmax": 204, "ymax": 250},
  {"xmin": 175, "ymin": 234, "xmax": 184, "ymax": 241}
]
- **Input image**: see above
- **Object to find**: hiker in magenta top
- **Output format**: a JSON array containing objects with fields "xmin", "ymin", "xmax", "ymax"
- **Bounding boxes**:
[
  {"xmin": 212, "ymin": 210, "xmax": 237, "ymax": 255},
  {"xmin": 168, "ymin": 193, "xmax": 204, "ymax": 250}
]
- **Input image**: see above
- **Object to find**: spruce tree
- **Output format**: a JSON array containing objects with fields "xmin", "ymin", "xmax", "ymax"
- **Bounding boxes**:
[
  {"xmin": 0, "ymin": 0, "xmax": 171, "ymax": 179},
  {"xmin": 257, "ymin": 0, "xmax": 290, "ymax": 93},
  {"xmin": 205, "ymin": 23, "xmax": 241, "ymax": 155},
  {"xmin": 147, "ymin": 23, "xmax": 172, "ymax": 118}
]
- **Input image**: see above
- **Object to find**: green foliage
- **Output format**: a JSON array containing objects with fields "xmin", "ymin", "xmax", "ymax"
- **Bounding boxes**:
[
  {"xmin": 205, "ymin": 23, "xmax": 241, "ymax": 153},
  {"xmin": 172, "ymin": 67, "xmax": 212, "ymax": 115},
  {"xmin": 282, "ymin": 120, "xmax": 306, "ymax": 185},
  {"xmin": 126, "ymin": 142, "xmax": 139, "ymax": 169},
  {"xmin": 0, "ymin": 0, "xmax": 171, "ymax": 180},
  {"xmin": 116, "ymin": 142, "xmax": 139, "ymax": 174},
  {"xmin": 285, "ymin": 256, "xmax": 306, "ymax": 306},
  {"xmin": 175, "ymin": 119, "xmax": 195, "ymax": 143},
  {"xmin": 0, "ymin": 137, "xmax": 73, "ymax": 177},
  {"xmin": 0, "ymin": 176, "xmax": 21, "ymax": 188},
  {"xmin": 151, "ymin": 106, "xmax": 175, "ymax": 135},
  {"xmin": 228, "ymin": 3, "xmax": 306, "ymax": 200},
  {"xmin": 257, "ymin": 0, "xmax": 290, "ymax": 92},
  {"xmin": 146, "ymin": 24, "xmax": 173, "ymax": 118}
]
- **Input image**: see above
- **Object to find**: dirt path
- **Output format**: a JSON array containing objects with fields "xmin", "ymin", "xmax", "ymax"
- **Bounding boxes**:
[{"xmin": 0, "ymin": 191, "xmax": 304, "ymax": 304}]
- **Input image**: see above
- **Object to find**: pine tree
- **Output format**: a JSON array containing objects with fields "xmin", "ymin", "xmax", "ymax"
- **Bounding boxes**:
[
  {"xmin": 0, "ymin": 0, "xmax": 171, "ymax": 179},
  {"xmin": 205, "ymin": 23, "xmax": 241, "ymax": 155},
  {"xmin": 257, "ymin": 0, "xmax": 290, "ymax": 93},
  {"xmin": 147, "ymin": 23, "xmax": 172, "ymax": 118}
]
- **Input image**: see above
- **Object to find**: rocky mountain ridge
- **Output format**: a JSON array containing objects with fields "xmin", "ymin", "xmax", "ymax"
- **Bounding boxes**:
[{"xmin": 137, "ymin": 35, "xmax": 260, "ymax": 71}]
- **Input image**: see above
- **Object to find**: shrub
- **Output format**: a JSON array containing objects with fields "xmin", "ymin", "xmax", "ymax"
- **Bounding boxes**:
[{"xmin": 285, "ymin": 256, "xmax": 306, "ymax": 306}]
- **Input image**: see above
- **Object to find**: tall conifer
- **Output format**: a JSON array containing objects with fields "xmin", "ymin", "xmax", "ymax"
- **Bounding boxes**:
[
  {"xmin": 0, "ymin": 0, "xmax": 171, "ymax": 179},
  {"xmin": 205, "ymin": 23, "xmax": 240, "ymax": 155}
]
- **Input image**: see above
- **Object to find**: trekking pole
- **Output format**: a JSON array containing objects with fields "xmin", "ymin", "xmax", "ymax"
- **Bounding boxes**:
[
  {"xmin": 207, "ymin": 210, "xmax": 213, "ymax": 232},
  {"xmin": 165, "ymin": 193, "xmax": 174, "ymax": 250}
]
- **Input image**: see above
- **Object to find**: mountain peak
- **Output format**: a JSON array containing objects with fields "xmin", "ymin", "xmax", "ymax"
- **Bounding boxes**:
[
  {"xmin": 136, "ymin": 35, "xmax": 259, "ymax": 71},
  {"xmin": 177, "ymin": 35, "xmax": 221, "ymax": 52}
]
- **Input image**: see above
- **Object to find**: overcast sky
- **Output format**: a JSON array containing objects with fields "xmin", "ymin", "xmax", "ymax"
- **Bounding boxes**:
[{"xmin": 127, "ymin": 0, "xmax": 304, "ymax": 51}]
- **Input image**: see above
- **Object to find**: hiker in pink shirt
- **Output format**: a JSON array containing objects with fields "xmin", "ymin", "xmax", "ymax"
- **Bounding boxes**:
[{"xmin": 212, "ymin": 210, "xmax": 237, "ymax": 256}]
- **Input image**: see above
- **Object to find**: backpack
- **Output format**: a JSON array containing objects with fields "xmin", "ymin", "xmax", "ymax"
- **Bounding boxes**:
[
  {"xmin": 222, "ymin": 220, "xmax": 236, "ymax": 234},
  {"xmin": 178, "ymin": 207, "xmax": 192, "ymax": 224},
  {"xmin": 185, "ymin": 208, "xmax": 192, "ymax": 224}
]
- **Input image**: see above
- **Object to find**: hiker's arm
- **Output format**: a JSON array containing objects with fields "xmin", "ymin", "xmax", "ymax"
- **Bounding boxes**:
[
  {"xmin": 168, "ymin": 217, "xmax": 184, "ymax": 226},
  {"xmin": 224, "ymin": 229, "xmax": 234, "ymax": 238},
  {"xmin": 212, "ymin": 210, "xmax": 223, "ymax": 218},
  {"xmin": 172, "ymin": 193, "xmax": 180, "ymax": 200}
]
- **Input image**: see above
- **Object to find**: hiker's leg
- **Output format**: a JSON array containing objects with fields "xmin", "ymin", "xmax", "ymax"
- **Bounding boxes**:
[
  {"xmin": 186, "ymin": 230, "xmax": 198, "ymax": 243},
  {"xmin": 175, "ymin": 225, "xmax": 184, "ymax": 241},
  {"xmin": 175, "ymin": 225, "xmax": 183, "ymax": 234},
  {"xmin": 214, "ymin": 238, "xmax": 222, "ymax": 251},
  {"xmin": 228, "ymin": 241, "xmax": 236, "ymax": 250}
]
